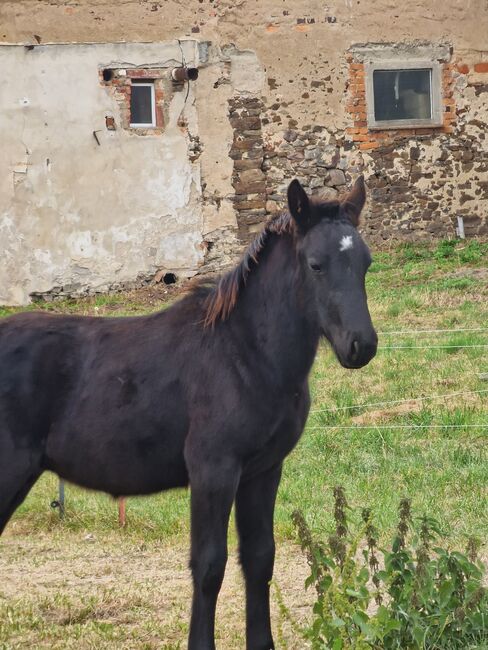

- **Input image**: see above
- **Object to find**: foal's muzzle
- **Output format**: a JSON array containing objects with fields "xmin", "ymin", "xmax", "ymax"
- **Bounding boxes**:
[{"xmin": 338, "ymin": 331, "xmax": 378, "ymax": 369}]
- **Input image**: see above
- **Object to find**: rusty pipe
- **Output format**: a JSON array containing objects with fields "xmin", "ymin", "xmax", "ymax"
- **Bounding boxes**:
[{"xmin": 171, "ymin": 67, "xmax": 199, "ymax": 82}]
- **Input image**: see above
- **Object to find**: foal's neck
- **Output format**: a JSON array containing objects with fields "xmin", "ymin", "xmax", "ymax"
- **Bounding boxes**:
[{"xmin": 235, "ymin": 234, "xmax": 320, "ymax": 388}]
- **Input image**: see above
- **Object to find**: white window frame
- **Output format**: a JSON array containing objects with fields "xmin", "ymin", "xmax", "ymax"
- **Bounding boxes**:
[
  {"xmin": 130, "ymin": 82, "xmax": 156, "ymax": 128},
  {"xmin": 365, "ymin": 60, "xmax": 443, "ymax": 130}
]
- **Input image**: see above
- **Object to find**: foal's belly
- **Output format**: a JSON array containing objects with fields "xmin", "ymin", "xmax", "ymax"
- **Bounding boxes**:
[
  {"xmin": 45, "ymin": 371, "xmax": 190, "ymax": 496},
  {"xmin": 45, "ymin": 424, "xmax": 189, "ymax": 497}
]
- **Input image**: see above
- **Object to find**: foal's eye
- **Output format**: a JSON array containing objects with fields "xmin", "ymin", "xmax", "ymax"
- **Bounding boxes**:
[{"xmin": 309, "ymin": 262, "xmax": 322, "ymax": 273}]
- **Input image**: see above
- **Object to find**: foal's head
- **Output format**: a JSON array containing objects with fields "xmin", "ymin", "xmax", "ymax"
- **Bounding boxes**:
[{"xmin": 288, "ymin": 176, "xmax": 377, "ymax": 369}]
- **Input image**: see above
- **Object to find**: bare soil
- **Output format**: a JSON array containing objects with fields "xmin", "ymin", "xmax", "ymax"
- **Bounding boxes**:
[{"xmin": 0, "ymin": 530, "xmax": 312, "ymax": 649}]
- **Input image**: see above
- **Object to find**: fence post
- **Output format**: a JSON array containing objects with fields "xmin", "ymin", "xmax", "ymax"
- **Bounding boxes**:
[
  {"xmin": 456, "ymin": 216, "xmax": 465, "ymax": 239},
  {"xmin": 50, "ymin": 479, "xmax": 65, "ymax": 518},
  {"xmin": 59, "ymin": 480, "xmax": 65, "ymax": 517},
  {"xmin": 118, "ymin": 498, "xmax": 126, "ymax": 527}
]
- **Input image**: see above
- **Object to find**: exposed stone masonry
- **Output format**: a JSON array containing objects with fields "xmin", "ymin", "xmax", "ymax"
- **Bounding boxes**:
[
  {"xmin": 251, "ymin": 45, "xmax": 487, "ymax": 246},
  {"xmin": 363, "ymin": 128, "xmax": 488, "ymax": 241},
  {"xmin": 228, "ymin": 99, "xmax": 355, "ymax": 247},
  {"xmin": 263, "ymin": 128, "xmax": 349, "ymax": 209},
  {"xmin": 228, "ymin": 97, "xmax": 267, "ymax": 243}
]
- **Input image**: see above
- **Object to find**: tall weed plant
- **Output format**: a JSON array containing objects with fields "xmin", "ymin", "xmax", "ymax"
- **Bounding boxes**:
[{"xmin": 285, "ymin": 488, "xmax": 487, "ymax": 649}]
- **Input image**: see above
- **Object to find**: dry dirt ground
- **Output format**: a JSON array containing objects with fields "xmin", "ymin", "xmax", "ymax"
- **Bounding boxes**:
[{"xmin": 0, "ymin": 529, "xmax": 313, "ymax": 649}]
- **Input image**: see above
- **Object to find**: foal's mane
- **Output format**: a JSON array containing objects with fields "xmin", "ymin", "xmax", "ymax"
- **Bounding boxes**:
[
  {"xmin": 203, "ymin": 211, "xmax": 295, "ymax": 328},
  {"xmin": 202, "ymin": 198, "xmax": 341, "ymax": 328}
]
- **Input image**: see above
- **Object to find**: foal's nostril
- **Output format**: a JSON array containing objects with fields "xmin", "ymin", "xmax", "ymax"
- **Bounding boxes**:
[{"xmin": 351, "ymin": 339, "xmax": 360, "ymax": 361}]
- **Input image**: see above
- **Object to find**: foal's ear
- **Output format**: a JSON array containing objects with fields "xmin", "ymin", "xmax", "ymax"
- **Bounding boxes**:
[
  {"xmin": 342, "ymin": 175, "xmax": 366, "ymax": 227},
  {"xmin": 287, "ymin": 179, "xmax": 311, "ymax": 231}
]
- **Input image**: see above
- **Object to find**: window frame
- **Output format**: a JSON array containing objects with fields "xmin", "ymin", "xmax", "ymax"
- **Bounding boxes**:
[
  {"xmin": 129, "ymin": 81, "xmax": 156, "ymax": 128},
  {"xmin": 365, "ymin": 60, "xmax": 443, "ymax": 130}
]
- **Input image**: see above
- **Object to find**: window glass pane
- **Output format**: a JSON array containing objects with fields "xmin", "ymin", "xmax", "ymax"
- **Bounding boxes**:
[
  {"xmin": 130, "ymin": 85, "xmax": 153, "ymax": 125},
  {"xmin": 373, "ymin": 69, "xmax": 432, "ymax": 121}
]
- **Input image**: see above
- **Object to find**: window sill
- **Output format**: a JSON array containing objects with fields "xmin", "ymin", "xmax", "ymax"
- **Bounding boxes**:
[{"xmin": 367, "ymin": 119, "xmax": 444, "ymax": 130}]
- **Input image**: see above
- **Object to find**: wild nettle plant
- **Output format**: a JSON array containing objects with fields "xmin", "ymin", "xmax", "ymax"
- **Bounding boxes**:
[{"xmin": 287, "ymin": 488, "xmax": 487, "ymax": 650}]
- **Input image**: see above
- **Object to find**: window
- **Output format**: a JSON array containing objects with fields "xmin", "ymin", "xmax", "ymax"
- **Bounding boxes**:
[
  {"xmin": 365, "ymin": 61, "xmax": 443, "ymax": 129},
  {"xmin": 130, "ymin": 82, "xmax": 156, "ymax": 128}
]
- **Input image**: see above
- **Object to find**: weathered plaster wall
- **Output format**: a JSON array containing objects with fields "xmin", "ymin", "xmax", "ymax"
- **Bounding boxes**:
[
  {"xmin": 1, "ymin": 1, "xmax": 487, "ymax": 303},
  {"xmin": 0, "ymin": 42, "xmax": 208, "ymax": 305},
  {"xmin": 0, "ymin": 37, "xmax": 269, "ymax": 305}
]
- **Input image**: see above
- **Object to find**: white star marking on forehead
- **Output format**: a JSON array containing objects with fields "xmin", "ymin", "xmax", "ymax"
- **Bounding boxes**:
[{"xmin": 339, "ymin": 235, "xmax": 354, "ymax": 252}]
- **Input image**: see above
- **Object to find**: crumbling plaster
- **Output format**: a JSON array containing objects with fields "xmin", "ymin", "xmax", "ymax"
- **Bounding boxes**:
[
  {"xmin": 0, "ymin": 41, "xmax": 266, "ymax": 305},
  {"xmin": 0, "ymin": 42, "xmax": 206, "ymax": 304}
]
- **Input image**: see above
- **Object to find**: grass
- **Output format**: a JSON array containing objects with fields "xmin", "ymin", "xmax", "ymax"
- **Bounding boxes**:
[{"xmin": 1, "ymin": 238, "xmax": 487, "ymax": 648}]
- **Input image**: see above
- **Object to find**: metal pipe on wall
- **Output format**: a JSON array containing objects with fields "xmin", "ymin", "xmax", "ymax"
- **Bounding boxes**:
[{"xmin": 171, "ymin": 67, "xmax": 199, "ymax": 82}]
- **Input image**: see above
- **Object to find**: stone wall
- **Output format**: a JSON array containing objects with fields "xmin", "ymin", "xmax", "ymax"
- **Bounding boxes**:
[
  {"xmin": 257, "ymin": 42, "xmax": 488, "ymax": 243},
  {"xmin": 342, "ymin": 45, "xmax": 488, "ymax": 240},
  {"xmin": 229, "ymin": 96, "xmax": 267, "ymax": 243}
]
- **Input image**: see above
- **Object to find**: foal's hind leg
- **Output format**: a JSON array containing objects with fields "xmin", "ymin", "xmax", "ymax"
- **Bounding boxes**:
[
  {"xmin": 0, "ymin": 436, "xmax": 42, "ymax": 535},
  {"xmin": 186, "ymin": 450, "xmax": 241, "ymax": 650},
  {"xmin": 235, "ymin": 463, "xmax": 282, "ymax": 650}
]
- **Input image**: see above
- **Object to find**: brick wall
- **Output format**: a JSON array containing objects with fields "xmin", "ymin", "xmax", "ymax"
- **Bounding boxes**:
[{"xmin": 346, "ymin": 59, "xmax": 456, "ymax": 151}]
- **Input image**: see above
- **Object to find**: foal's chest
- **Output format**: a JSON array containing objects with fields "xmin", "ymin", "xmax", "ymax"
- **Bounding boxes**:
[{"xmin": 243, "ymin": 385, "xmax": 310, "ymax": 476}]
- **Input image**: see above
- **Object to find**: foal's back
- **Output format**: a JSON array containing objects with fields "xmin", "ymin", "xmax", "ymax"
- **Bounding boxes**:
[{"xmin": 0, "ymin": 306, "xmax": 209, "ymax": 497}]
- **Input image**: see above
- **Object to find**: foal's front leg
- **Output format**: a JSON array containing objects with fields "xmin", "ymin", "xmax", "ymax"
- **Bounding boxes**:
[
  {"xmin": 187, "ymin": 454, "xmax": 241, "ymax": 650},
  {"xmin": 236, "ymin": 463, "xmax": 283, "ymax": 650}
]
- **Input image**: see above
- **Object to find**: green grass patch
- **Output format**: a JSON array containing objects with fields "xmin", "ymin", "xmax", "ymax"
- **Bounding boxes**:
[{"xmin": 2, "ymin": 241, "xmax": 488, "ymax": 547}]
